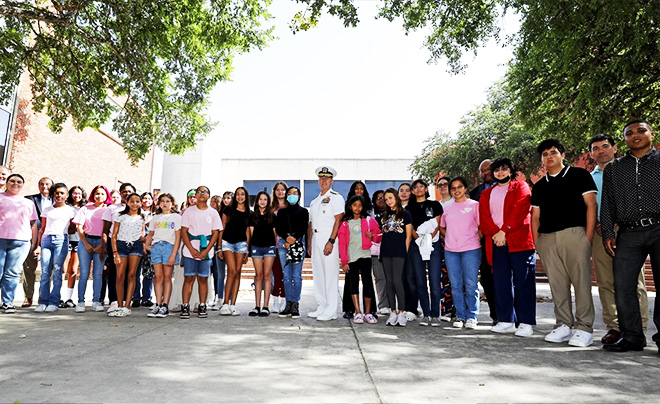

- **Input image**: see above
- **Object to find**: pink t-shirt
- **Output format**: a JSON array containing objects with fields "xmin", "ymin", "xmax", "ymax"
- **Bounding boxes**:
[
  {"xmin": 440, "ymin": 199, "xmax": 481, "ymax": 253},
  {"xmin": 0, "ymin": 193, "xmax": 38, "ymax": 241},
  {"xmin": 73, "ymin": 203, "xmax": 106, "ymax": 237},
  {"xmin": 181, "ymin": 205, "xmax": 223, "ymax": 259},
  {"xmin": 489, "ymin": 184, "xmax": 510, "ymax": 228}
]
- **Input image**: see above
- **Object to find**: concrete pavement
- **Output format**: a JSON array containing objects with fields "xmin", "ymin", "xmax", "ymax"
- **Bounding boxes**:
[{"xmin": 1, "ymin": 281, "xmax": 659, "ymax": 403}]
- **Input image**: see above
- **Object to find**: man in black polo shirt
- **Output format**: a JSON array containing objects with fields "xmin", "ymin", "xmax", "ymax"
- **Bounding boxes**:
[
  {"xmin": 601, "ymin": 119, "xmax": 660, "ymax": 353},
  {"xmin": 531, "ymin": 139, "xmax": 597, "ymax": 347}
]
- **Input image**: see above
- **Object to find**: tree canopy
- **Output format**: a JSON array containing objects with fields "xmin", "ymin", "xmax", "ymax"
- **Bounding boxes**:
[
  {"xmin": 0, "ymin": 0, "xmax": 273, "ymax": 162},
  {"xmin": 299, "ymin": 0, "xmax": 660, "ymax": 160}
]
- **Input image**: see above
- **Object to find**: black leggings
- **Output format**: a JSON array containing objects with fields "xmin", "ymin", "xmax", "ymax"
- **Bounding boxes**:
[{"xmin": 347, "ymin": 257, "xmax": 375, "ymax": 298}]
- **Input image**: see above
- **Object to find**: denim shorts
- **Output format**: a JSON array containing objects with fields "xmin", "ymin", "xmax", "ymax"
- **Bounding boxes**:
[
  {"xmin": 222, "ymin": 240, "xmax": 249, "ymax": 254},
  {"xmin": 150, "ymin": 241, "xmax": 179, "ymax": 265},
  {"xmin": 182, "ymin": 256, "xmax": 211, "ymax": 277},
  {"xmin": 68, "ymin": 240, "xmax": 79, "ymax": 253},
  {"xmin": 116, "ymin": 240, "xmax": 144, "ymax": 257},
  {"xmin": 251, "ymin": 245, "xmax": 276, "ymax": 258}
]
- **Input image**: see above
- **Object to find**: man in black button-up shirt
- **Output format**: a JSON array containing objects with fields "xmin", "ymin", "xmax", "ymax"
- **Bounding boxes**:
[{"xmin": 601, "ymin": 119, "xmax": 660, "ymax": 353}]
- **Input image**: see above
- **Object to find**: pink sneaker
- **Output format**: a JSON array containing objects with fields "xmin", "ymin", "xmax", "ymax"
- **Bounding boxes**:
[
  {"xmin": 364, "ymin": 313, "xmax": 378, "ymax": 324},
  {"xmin": 352, "ymin": 313, "xmax": 364, "ymax": 324}
]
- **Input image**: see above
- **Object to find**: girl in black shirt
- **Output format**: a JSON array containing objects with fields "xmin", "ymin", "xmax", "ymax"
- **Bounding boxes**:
[{"xmin": 248, "ymin": 191, "xmax": 277, "ymax": 317}]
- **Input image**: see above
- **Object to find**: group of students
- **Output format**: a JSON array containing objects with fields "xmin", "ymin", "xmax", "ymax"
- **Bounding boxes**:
[{"xmin": 2, "ymin": 124, "xmax": 659, "ymax": 355}]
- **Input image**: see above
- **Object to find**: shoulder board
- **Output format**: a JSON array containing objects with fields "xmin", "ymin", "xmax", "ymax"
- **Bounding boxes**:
[{"xmin": 330, "ymin": 190, "xmax": 339, "ymax": 195}]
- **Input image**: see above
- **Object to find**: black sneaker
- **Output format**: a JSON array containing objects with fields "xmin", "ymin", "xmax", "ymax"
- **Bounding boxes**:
[
  {"xmin": 157, "ymin": 303, "xmax": 169, "ymax": 318},
  {"xmin": 258, "ymin": 307, "xmax": 270, "ymax": 317},
  {"xmin": 2, "ymin": 303, "xmax": 16, "ymax": 314},
  {"xmin": 180, "ymin": 303, "xmax": 191, "ymax": 319},
  {"xmin": 65, "ymin": 299, "xmax": 75, "ymax": 308},
  {"xmin": 147, "ymin": 305, "xmax": 160, "ymax": 318},
  {"xmin": 141, "ymin": 300, "xmax": 153, "ymax": 307},
  {"xmin": 58, "ymin": 300, "xmax": 67, "ymax": 308},
  {"xmin": 198, "ymin": 304, "xmax": 208, "ymax": 318},
  {"xmin": 290, "ymin": 302, "xmax": 300, "ymax": 319},
  {"xmin": 131, "ymin": 299, "xmax": 141, "ymax": 308},
  {"xmin": 278, "ymin": 301, "xmax": 292, "ymax": 318},
  {"xmin": 248, "ymin": 306, "xmax": 260, "ymax": 317}
]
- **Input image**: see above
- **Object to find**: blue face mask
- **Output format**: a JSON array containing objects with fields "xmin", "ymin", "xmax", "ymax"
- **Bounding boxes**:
[{"xmin": 287, "ymin": 194, "xmax": 299, "ymax": 205}]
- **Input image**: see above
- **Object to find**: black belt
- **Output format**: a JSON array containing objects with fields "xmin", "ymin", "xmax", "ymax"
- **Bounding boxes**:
[
  {"xmin": 85, "ymin": 234, "xmax": 102, "ymax": 239},
  {"xmin": 619, "ymin": 216, "xmax": 660, "ymax": 230}
]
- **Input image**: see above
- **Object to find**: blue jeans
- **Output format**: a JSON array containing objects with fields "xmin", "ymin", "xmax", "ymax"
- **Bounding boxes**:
[
  {"xmin": 409, "ymin": 240, "xmax": 443, "ymax": 317},
  {"xmin": 212, "ymin": 254, "xmax": 226, "ymax": 299},
  {"xmin": 278, "ymin": 245, "xmax": 304, "ymax": 302},
  {"xmin": 39, "ymin": 234, "xmax": 69, "ymax": 306},
  {"xmin": 492, "ymin": 245, "xmax": 536, "ymax": 325},
  {"xmin": 445, "ymin": 248, "xmax": 481, "ymax": 321},
  {"xmin": 0, "ymin": 238, "xmax": 32, "ymax": 304},
  {"xmin": 77, "ymin": 237, "xmax": 104, "ymax": 303}
]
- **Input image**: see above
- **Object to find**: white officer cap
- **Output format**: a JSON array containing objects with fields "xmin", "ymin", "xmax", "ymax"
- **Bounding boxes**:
[{"xmin": 315, "ymin": 166, "xmax": 337, "ymax": 178}]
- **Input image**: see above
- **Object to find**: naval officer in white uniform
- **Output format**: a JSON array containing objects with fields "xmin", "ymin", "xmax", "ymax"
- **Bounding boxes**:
[{"xmin": 307, "ymin": 166, "xmax": 345, "ymax": 321}]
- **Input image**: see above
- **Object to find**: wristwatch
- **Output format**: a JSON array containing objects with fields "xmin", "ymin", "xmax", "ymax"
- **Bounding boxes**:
[{"xmin": 327, "ymin": 238, "xmax": 335, "ymax": 244}]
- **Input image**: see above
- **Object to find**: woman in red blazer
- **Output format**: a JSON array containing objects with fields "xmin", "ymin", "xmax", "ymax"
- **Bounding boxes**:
[{"xmin": 478, "ymin": 158, "xmax": 536, "ymax": 337}]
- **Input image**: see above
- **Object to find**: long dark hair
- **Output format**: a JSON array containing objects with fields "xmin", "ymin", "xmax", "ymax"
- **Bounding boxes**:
[
  {"xmin": 225, "ymin": 186, "xmax": 250, "ymax": 224},
  {"xmin": 383, "ymin": 188, "xmax": 404, "ymax": 221},
  {"xmin": 66, "ymin": 186, "xmax": 86, "ymax": 207},
  {"xmin": 343, "ymin": 195, "xmax": 369, "ymax": 222},
  {"xmin": 251, "ymin": 190, "xmax": 273, "ymax": 224},
  {"xmin": 271, "ymin": 181, "xmax": 288, "ymax": 210},
  {"xmin": 347, "ymin": 181, "xmax": 372, "ymax": 212},
  {"xmin": 141, "ymin": 191, "xmax": 156, "ymax": 214},
  {"xmin": 119, "ymin": 193, "xmax": 143, "ymax": 217}
]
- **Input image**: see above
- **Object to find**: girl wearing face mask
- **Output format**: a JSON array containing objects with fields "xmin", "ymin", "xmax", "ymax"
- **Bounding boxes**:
[
  {"xmin": 478, "ymin": 158, "xmax": 536, "ymax": 337},
  {"xmin": 275, "ymin": 186, "xmax": 309, "ymax": 319}
]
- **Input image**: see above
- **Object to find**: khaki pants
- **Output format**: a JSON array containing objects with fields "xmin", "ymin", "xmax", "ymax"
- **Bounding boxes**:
[
  {"xmin": 593, "ymin": 232, "xmax": 649, "ymax": 331},
  {"xmin": 536, "ymin": 227, "xmax": 595, "ymax": 332}
]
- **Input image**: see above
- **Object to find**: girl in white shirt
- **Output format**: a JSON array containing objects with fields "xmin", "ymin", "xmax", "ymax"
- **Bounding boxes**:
[{"xmin": 110, "ymin": 193, "xmax": 146, "ymax": 317}]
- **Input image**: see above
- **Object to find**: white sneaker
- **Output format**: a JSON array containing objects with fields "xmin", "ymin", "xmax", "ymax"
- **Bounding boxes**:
[
  {"xmin": 545, "ymin": 324, "xmax": 573, "ymax": 343},
  {"xmin": 452, "ymin": 320, "xmax": 464, "ymax": 328},
  {"xmin": 377, "ymin": 307, "xmax": 391, "ymax": 315},
  {"xmin": 568, "ymin": 330, "xmax": 593, "ymax": 347},
  {"xmin": 396, "ymin": 312, "xmax": 407, "ymax": 327},
  {"xmin": 317, "ymin": 313, "xmax": 337, "ymax": 321},
  {"xmin": 490, "ymin": 322, "xmax": 517, "ymax": 333},
  {"xmin": 91, "ymin": 302, "xmax": 105, "ymax": 312},
  {"xmin": 75, "ymin": 303, "xmax": 85, "ymax": 313},
  {"xmin": 405, "ymin": 311, "xmax": 417, "ymax": 321},
  {"xmin": 211, "ymin": 302, "xmax": 221, "ymax": 311},
  {"xmin": 45, "ymin": 305, "xmax": 58, "ymax": 313},
  {"xmin": 515, "ymin": 323, "xmax": 534, "ymax": 337},
  {"xmin": 279, "ymin": 299, "xmax": 287, "ymax": 313},
  {"xmin": 440, "ymin": 315, "xmax": 452, "ymax": 322},
  {"xmin": 106, "ymin": 301, "xmax": 118, "ymax": 313},
  {"xmin": 307, "ymin": 308, "xmax": 323, "ymax": 318},
  {"xmin": 465, "ymin": 318, "xmax": 478, "ymax": 330},
  {"xmin": 386, "ymin": 312, "xmax": 398, "ymax": 326},
  {"xmin": 34, "ymin": 304, "xmax": 47, "ymax": 313},
  {"xmin": 230, "ymin": 305, "xmax": 240, "ymax": 316},
  {"xmin": 219, "ymin": 304, "xmax": 231, "ymax": 315}
]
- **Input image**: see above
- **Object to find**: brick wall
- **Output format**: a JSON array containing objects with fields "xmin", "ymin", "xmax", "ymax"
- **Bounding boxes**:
[{"xmin": 7, "ymin": 75, "xmax": 153, "ymax": 196}]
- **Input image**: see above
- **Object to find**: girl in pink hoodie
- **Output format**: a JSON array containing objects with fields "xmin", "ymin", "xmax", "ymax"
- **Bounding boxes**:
[{"xmin": 337, "ymin": 195, "xmax": 382, "ymax": 324}]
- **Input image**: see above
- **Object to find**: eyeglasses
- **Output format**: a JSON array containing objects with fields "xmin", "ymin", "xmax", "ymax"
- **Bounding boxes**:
[
  {"xmin": 376, "ymin": 196, "xmax": 384, "ymax": 201},
  {"xmin": 437, "ymin": 183, "xmax": 449, "ymax": 188},
  {"xmin": 196, "ymin": 190, "xmax": 209, "ymax": 195}
]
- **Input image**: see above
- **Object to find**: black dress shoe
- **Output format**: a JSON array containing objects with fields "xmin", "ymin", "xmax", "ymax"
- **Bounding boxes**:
[
  {"xmin": 602, "ymin": 338, "xmax": 644, "ymax": 352},
  {"xmin": 601, "ymin": 329, "xmax": 622, "ymax": 345}
]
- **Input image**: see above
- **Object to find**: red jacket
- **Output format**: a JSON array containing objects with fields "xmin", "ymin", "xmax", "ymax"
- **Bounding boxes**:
[
  {"xmin": 478, "ymin": 180, "xmax": 535, "ymax": 265},
  {"xmin": 337, "ymin": 216, "xmax": 382, "ymax": 266}
]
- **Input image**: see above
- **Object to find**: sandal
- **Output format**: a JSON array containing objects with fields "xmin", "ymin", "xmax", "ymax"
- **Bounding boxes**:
[
  {"xmin": 58, "ymin": 300, "xmax": 67, "ymax": 309},
  {"xmin": 248, "ymin": 306, "xmax": 260, "ymax": 317},
  {"xmin": 258, "ymin": 307, "xmax": 270, "ymax": 317},
  {"xmin": 64, "ymin": 299, "xmax": 75, "ymax": 308}
]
